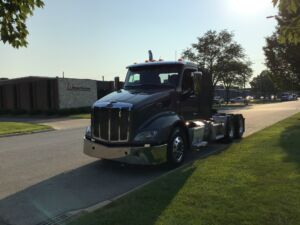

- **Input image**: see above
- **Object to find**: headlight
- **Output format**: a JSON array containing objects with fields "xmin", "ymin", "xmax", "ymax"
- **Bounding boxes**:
[
  {"xmin": 85, "ymin": 126, "xmax": 92, "ymax": 139},
  {"xmin": 134, "ymin": 130, "xmax": 158, "ymax": 142}
]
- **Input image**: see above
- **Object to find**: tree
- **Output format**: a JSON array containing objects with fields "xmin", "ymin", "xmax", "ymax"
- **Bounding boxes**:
[
  {"xmin": 273, "ymin": 0, "xmax": 300, "ymax": 44},
  {"xmin": 220, "ymin": 60, "xmax": 252, "ymax": 103},
  {"xmin": 182, "ymin": 30, "xmax": 245, "ymax": 88},
  {"xmin": 264, "ymin": 32, "xmax": 300, "ymax": 91},
  {"xmin": 182, "ymin": 30, "xmax": 252, "ymax": 106},
  {"xmin": 250, "ymin": 70, "xmax": 278, "ymax": 98},
  {"xmin": 0, "ymin": 0, "xmax": 44, "ymax": 48}
]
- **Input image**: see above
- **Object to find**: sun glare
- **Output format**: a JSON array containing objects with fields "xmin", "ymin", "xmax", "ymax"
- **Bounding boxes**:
[{"xmin": 228, "ymin": 0, "xmax": 270, "ymax": 15}]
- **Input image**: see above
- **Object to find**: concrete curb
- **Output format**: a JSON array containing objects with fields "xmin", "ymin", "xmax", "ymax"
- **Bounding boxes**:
[{"xmin": 61, "ymin": 145, "xmax": 227, "ymax": 224}]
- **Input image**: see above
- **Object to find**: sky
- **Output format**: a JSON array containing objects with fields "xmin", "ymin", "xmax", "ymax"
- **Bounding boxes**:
[{"xmin": 0, "ymin": 0, "xmax": 278, "ymax": 81}]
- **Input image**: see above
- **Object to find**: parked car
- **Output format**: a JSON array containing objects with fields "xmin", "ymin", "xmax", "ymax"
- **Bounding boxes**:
[
  {"xmin": 230, "ymin": 97, "xmax": 247, "ymax": 104},
  {"xmin": 213, "ymin": 96, "xmax": 224, "ymax": 105},
  {"xmin": 281, "ymin": 93, "xmax": 295, "ymax": 101},
  {"xmin": 280, "ymin": 94, "xmax": 289, "ymax": 101},
  {"xmin": 246, "ymin": 96, "xmax": 254, "ymax": 101},
  {"xmin": 292, "ymin": 94, "xmax": 298, "ymax": 100}
]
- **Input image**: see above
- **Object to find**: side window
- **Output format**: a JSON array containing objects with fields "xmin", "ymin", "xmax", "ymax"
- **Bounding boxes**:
[
  {"xmin": 182, "ymin": 69, "xmax": 196, "ymax": 92},
  {"xmin": 159, "ymin": 73, "xmax": 169, "ymax": 84},
  {"xmin": 159, "ymin": 73, "xmax": 179, "ymax": 86},
  {"xmin": 129, "ymin": 74, "xmax": 140, "ymax": 83}
]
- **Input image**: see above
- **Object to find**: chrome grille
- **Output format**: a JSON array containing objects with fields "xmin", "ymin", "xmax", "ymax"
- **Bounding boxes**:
[{"xmin": 93, "ymin": 107, "xmax": 130, "ymax": 143}]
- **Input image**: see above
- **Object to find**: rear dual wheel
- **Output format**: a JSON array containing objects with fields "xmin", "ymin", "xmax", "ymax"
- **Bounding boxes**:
[
  {"xmin": 223, "ymin": 117, "xmax": 235, "ymax": 143},
  {"xmin": 224, "ymin": 115, "xmax": 245, "ymax": 142},
  {"xmin": 234, "ymin": 114, "xmax": 245, "ymax": 139}
]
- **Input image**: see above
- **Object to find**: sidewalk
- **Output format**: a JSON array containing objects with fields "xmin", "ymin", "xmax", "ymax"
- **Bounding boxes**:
[
  {"xmin": 0, "ymin": 116, "xmax": 89, "ymax": 130},
  {"xmin": 40, "ymin": 119, "xmax": 89, "ymax": 130}
]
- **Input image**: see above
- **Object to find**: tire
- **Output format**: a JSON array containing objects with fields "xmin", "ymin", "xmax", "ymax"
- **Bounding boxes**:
[
  {"xmin": 223, "ymin": 117, "xmax": 235, "ymax": 143},
  {"xmin": 167, "ymin": 127, "xmax": 187, "ymax": 167},
  {"xmin": 234, "ymin": 115, "xmax": 245, "ymax": 139}
]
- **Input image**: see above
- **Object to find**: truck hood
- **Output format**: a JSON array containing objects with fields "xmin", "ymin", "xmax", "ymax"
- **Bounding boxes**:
[{"xmin": 94, "ymin": 89, "xmax": 174, "ymax": 109}]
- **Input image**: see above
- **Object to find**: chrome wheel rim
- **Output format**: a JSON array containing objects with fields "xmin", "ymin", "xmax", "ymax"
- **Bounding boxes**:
[
  {"xmin": 172, "ymin": 136, "xmax": 184, "ymax": 162},
  {"xmin": 229, "ymin": 124, "xmax": 234, "ymax": 139},
  {"xmin": 239, "ymin": 119, "xmax": 244, "ymax": 134}
]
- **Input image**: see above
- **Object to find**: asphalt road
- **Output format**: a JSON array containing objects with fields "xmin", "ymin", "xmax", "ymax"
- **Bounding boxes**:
[
  {"xmin": 0, "ymin": 100, "xmax": 299, "ymax": 225},
  {"xmin": 220, "ymin": 100, "xmax": 300, "ymax": 136}
]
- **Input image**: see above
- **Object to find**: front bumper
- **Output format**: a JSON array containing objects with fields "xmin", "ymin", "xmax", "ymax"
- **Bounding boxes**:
[{"xmin": 83, "ymin": 138, "xmax": 168, "ymax": 165}]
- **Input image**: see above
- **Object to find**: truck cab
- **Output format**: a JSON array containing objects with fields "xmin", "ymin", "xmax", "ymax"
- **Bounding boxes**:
[{"xmin": 84, "ymin": 61, "xmax": 245, "ymax": 166}]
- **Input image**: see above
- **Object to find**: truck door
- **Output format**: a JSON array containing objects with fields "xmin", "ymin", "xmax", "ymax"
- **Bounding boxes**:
[{"xmin": 180, "ymin": 69, "xmax": 198, "ymax": 120}]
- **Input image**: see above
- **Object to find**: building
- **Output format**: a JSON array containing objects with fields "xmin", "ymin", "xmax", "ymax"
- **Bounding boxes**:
[{"xmin": 0, "ymin": 77, "xmax": 99, "ymax": 113}]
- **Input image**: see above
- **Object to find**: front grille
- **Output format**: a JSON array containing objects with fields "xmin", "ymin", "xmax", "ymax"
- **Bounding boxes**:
[{"xmin": 93, "ymin": 107, "xmax": 130, "ymax": 143}]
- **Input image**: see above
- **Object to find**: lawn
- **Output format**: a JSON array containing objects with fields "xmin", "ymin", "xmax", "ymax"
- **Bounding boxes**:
[
  {"xmin": 0, "ymin": 122, "xmax": 52, "ymax": 136},
  {"xmin": 70, "ymin": 113, "xmax": 300, "ymax": 225},
  {"xmin": 251, "ymin": 99, "xmax": 281, "ymax": 104},
  {"xmin": 69, "ymin": 114, "xmax": 91, "ymax": 119},
  {"xmin": 214, "ymin": 103, "xmax": 250, "ymax": 110}
]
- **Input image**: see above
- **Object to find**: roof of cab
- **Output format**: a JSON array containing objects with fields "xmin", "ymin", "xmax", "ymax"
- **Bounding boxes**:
[{"xmin": 127, "ymin": 61, "xmax": 198, "ymax": 69}]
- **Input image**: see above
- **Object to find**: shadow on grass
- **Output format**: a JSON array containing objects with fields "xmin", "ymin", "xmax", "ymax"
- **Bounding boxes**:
[
  {"xmin": 70, "ymin": 165, "xmax": 196, "ymax": 225},
  {"xmin": 70, "ymin": 144, "xmax": 233, "ymax": 225},
  {"xmin": 280, "ymin": 120, "xmax": 300, "ymax": 167}
]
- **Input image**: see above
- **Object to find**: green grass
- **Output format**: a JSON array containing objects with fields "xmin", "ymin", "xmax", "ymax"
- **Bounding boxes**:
[
  {"xmin": 251, "ymin": 99, "xmax": 281, "ymax": 104},
  {"xmin": 214, "ymin": 103, "xmax": 250, "ymax": 110},
  {"xmin": 0, "ymin": 122, "xmax": 52, "ymax": 136},
  {"xmin": 70, "ymin": 113, "xmax": 300, "ymax": 225},
  {"xmin": 69, "ymin": 114, "xmax": 91, "ymax": 119}
]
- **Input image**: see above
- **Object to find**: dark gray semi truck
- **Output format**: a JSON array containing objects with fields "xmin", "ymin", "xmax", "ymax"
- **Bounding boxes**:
[{"xmin": 84, "ymin": 60, "xmax": 245, "ymax": 166}]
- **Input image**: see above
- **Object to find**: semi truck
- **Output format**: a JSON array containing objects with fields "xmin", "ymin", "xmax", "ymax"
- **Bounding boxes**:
[{"xmin": 84, "ymin": 60, "xmax": 245, "ymax": 166}]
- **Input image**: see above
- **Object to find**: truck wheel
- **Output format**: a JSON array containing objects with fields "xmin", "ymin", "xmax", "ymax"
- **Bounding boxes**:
[
  {"xmin": 223, "ymin": 117, "xmax": 235, "ymax": 143},
  {"xmin": 167, "ymin": 128, "xmax": 187, "ymax": 167},
  {"xmin": 234, "ymin": 115, "xmax": 245, "ymax": 139}
]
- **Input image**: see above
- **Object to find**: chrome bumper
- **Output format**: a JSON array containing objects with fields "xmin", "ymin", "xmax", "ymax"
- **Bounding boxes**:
[{"xmin": 83, "ymin": 138, "xmax": 167, "ymax": 165}]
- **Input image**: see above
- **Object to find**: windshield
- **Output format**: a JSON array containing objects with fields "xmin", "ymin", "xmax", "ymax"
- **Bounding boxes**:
[{"xmin": 124, "ymin": 65, "xmax": 182, "ymax": 89}]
